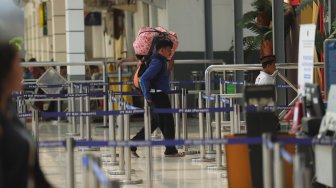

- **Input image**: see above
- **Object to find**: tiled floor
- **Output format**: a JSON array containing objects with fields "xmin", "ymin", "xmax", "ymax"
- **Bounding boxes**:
[{"xmin": 37, "ymin": 118, "xmax": 229, "ymax": 188}]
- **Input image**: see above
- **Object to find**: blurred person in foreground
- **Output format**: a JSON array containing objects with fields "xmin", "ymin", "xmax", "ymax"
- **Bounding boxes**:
[{"xmin": 0, "ymin": 43, "xmax": 53, "ymax": 188}]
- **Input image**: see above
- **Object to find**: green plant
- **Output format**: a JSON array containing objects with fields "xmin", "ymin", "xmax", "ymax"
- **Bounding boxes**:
[
  {"xmin": 237, "ymin": 0, "xmax": 295, "ymax": 56},
  {"xmin": 9, "ymin": 37, "xmax": 23, "ymax": 51}
]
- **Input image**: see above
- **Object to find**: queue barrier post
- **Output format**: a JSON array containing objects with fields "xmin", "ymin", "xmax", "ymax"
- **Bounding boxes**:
[
  {"xmin": 120, "ymin": 102, "xmax": 143, "ymax": 185},
  {"xmin": 32, "ymin": 109, "xmax": 39, "ymax": 143},
  {"xmin": 262, "ymin": 133, "xmax": 273, "ymax": 188},
  {"xmin": 144, "ymin": 101, "xmax": 153, "ymax": 188},
  {"xmin": 174, "ymin": 86, "xmax": 181, "ymax": 141},
  {"xmin": 79, "ymin": 84, "xmax": 85, "ymax": 139},
  {"xmin": 103, "ymin": 92, "xmax": 119, "ymax": 165},
  {"xmin": 273, "ymin": 143, "xmax": 284, "ymax": 188},
  {"xmin": 192, "ymin": 92, "xmax": 214, "ymax": 162},
  {"xmin": 66, "ymin": 137, "xmax": 75, "ymax": 188},
  {"xmin": 108, "ymin": 99, "xmax": 126, "ymax": 175},
  {"xmin": 208, "ymin": 95, "xmax": 225, "ymax": 170}
]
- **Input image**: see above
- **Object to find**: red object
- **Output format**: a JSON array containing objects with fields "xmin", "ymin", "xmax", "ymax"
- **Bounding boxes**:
[
  {"xmin": 291, "ymin": 100, "xmax": 303, "ymax": 133},
  {"xmin": 289, "ymin": 0, "xmax": 300, "ymax": 6},
  {"xmin": 319, "ymin": 4, "xmax": 324, "ymax": 34}
]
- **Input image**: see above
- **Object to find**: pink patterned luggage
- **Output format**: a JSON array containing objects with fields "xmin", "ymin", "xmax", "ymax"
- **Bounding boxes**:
[{"xmin": 133, "ymin": 26, "xmax": 178, "ymax": 60}]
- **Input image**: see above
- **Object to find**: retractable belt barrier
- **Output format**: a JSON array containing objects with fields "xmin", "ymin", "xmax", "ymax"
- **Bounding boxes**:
[
  {"xmin": 22, "ymin": 80, "xmax": 295, "ymax": 89},
  {"xmin": 38, "ymin": 137, "xmax": 336, "ymax": 149},
  {"xmin": 17, "ymin": 106, "xmax": 293, "ymax": 119},
  {"xmin": 14, "ymin": 90, "xmax": 183, "ymax": 99}
]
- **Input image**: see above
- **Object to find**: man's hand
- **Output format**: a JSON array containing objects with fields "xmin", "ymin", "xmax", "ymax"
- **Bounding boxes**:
[
  {"xmin": 116, "ymin": 59, "xmax": 125, "ymax": 67},
  {"xmin": 167, "ymin": 59, "xmax": 175, "ymax": 73}
]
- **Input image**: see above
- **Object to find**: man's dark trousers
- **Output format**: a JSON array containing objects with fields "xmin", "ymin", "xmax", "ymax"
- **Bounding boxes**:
[{"xmin": 131, "ymin": 92, "xmax": 178, "ymax": 155}]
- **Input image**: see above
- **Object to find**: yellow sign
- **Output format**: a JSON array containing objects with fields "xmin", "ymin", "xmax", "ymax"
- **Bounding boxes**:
[{"xmin": 39, "ymin": 3, "xmax": 44, "ymax": 28}]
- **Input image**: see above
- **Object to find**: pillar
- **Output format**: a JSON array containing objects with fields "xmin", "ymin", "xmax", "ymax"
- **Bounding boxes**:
[
  {"xmin": 65, "ymin": 0, "xmax": 85, "ymax": 79},
  {"xmin": 51, "ymin": 0, "xmax": 66, "ymax": 62}
]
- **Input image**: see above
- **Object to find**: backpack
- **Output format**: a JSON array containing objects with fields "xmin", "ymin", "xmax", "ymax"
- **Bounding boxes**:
[{"xmin": 132, "ymin": 26, "xmax": 179, "ymax": 91}]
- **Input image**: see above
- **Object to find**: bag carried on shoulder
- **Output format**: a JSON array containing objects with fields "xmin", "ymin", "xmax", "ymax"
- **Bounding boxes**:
[{"xmin": 132, "ymin": 26, "xmax": 179, "ymax": 91}]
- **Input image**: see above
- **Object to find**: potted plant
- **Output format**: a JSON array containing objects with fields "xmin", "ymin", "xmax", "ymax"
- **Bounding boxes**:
[{"xmin": 238, "ymin": 0, "xmax": 295, "ymax": 58}]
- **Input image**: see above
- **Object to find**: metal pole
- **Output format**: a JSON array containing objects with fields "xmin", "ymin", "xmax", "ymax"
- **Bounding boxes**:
[
  {"xmin": 204, "ymin": 0, "xmax": 213, "ymax": 60},
  {"xmin": 57, "ymin": 97, "xmax": 61, "ymax": 122},
  {"xmin": 71, "ymin": 83, "xmax": 77, "ymax": 134},
  {"xmin": 121, "ymin": 104, "xmax": 143, "ymax": 184},
  {"xmin": 32, "ymin": 109, "xmax": 39, "ymax": 143},
  {"xmin": 192, "ymin": 92, "xmax": 214, "ymax": 162},
  {"xmin": 205, "ymin": 100, "xmax": 214, "ymax": 154},
  {"xmin": 272, "ymin": 0, "xmax": 286, "ymax": 106},
  {"xmin": 262, "ymin": 133, "xmax": 273, "ymax": 188},
  {"xmin": 273, "ymin": 143, "xmax": 284, "ymax": 188},
  {"xmin": 124, "ymin": 110, "xmax": 131, "ymax": 181},
  {"xmin": 199, "ymin": 92, "xmax": 205, "ymax": 159},
  {"xmin": 82, "ymin": 155, "xmax": 89, "ymax": 188},
  {"xmin": 85, "ymin": 87, "xmax": 91, "ymax": 141},
  {"xmin": 144, "ymin": 102, "xmax": 153, "ymax": 188},
  {"xmin": 236, "ymin": 104, "xmax": 241, "ymax": 134},
  {"xmin": 293, "ymin": 154, "xmax": 303, "ymax": 188},
  {"xmin": 230, "ymin": 99, "xmax": 235, "ymax": 135},
  {"xmin": 102, "ymin": 63, "xmax": 107, "ymax": 128},
  {"xmin": 208, "ymin": 95, "xmax": 225, "ymax": 170},
  {"xmin": 109, "ymin": 99, "xmax": 125, "ymax": 175},
  {"xmin": 204, "ymin": 0, "xmax": 215, "ymax": 155},
  {"xmin": 233, "ymin": 0, "xmax": 244, "ymax": 96},
  {"xmin": 107, "ymin": 92, "xmax": 118, "ymax": 165},
  {"xmin": 174, "ymin": 86, "xmax": 180, "ymax": 140},
  {"xmin": 66, "ymin": 137, "xmax": 75, "ymax": 188},
  {"xmin": 182, "ymin": 88, "xmax": 188, "ymax": 152},
  {"xmin": 219, "ymin": 78, "xmax": 225, "ymax": 121},
  {"xmin": 79, "ymin": 84, "xmax": 85, "ymax": 139}
]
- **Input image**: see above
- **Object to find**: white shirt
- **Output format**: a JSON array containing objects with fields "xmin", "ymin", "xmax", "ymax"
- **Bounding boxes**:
[{"xmin": 255, "ymin": 71, "xmax": 275, "ymax": 85}]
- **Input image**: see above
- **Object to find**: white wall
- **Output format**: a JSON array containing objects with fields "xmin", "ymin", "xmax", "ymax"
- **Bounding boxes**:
[
  {"xmin": 212, "ymin": 0, "xmax": 234, "ymax": 51},
  {"xmin": 166, "ymin": 0, "xmax": 205, "ymax": 52},
  {"xmin": 154, "ymin": 0, "xmax": 255, "ymax": 52}
]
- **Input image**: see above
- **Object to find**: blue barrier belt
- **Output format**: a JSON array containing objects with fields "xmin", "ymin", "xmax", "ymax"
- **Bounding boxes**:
[
  {"xmin": 13, "ymin": 92, "xmax": 108, "ymax": 99},
  {"xmin": 38, "ymin": 137, "xmax": 336, "ymax": 149},
  {"xmin": 92, "ymin": 161, "xmax": 109, "ymax": 186},
  {"xmin": 153, "ymin": 107, "xmax": 234, "ymax": 114},
  {"xmin": 202, "ymin": 94, "xmax": 230, "ymax": 104},
  {"xmin": 40, "ymin": 109, "xmax": 145, "ymax": 118},
  {"xmin": 110, "ymin": 96, "xmax": 142, "ymax": 110},
  {"xmin": 74, "ymin": 138, "xmax": 262, "ymax": 147},
  {"xmin": 280, "ymin": 148, "xmax": 293, "ymax": 164}
]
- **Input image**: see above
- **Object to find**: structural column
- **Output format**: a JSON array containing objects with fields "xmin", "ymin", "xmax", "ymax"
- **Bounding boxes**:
[
  {"xmin": 51, "ymin": 0, "xmax": 66, "ymax": 62},
  {"xmin": 65, "ymin": 0, "xmax": 85, "ymax": 78},
  {"xmin": 204, "ymin": 0, "xmax": 213, "ymax": 60},
  {"xmin": 46, "ymin": 0, "xmax": 52, "ymax": 61},
  {"xmin": 272, "ymin": 0, "xmax": 286, "ymax": 105}
]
